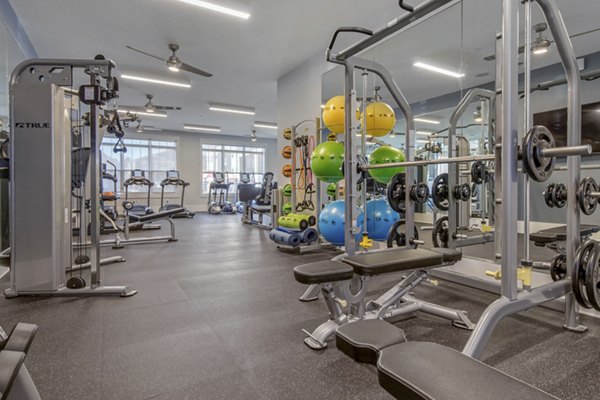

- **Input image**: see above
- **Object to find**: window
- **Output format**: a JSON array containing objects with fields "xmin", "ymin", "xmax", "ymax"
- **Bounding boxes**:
[
  {"xmin": 101, "ymin": 138, "xmax": 177, "ymax": 194},
  {"xmin": 201, "ymin": 144, "xmax": 265, "ymax": 193}
]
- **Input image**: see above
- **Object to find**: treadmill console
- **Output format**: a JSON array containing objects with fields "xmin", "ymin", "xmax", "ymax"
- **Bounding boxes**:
[
  {"xmin": 213, "ymin": 172, "xmax": 225, "ymax": 184},
  {"xmin": 167, "ymin": 170, "xmax": 180, "ymax": 179},
  {"xmin": 240, "ymin": 173, "xmax": 251, "ymax": 184}
]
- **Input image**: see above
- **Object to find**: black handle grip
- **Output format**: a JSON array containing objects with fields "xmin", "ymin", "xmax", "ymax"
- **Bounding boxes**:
[
  {"xmin": 399, "ymin": 1, "xmax": 414, "ymax": 12},
  {"xmin": 327, "ymin": 27, "xmax": 374, "ymax": 55}
]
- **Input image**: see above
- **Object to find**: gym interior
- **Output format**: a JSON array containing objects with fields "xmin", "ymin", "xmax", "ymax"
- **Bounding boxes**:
[{"xmin": 1, "ymin": 0, "xmax": 600, "ymax": 399}]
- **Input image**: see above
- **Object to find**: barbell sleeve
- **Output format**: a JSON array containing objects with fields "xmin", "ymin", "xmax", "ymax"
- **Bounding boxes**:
[{"xmin": 540, "ymin": 144, "xmax": 591, "ymax": 157}]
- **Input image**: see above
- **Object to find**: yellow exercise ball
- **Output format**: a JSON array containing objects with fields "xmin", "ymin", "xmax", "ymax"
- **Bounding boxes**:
[
  {"xmin": 322, "ymin": 95, "xmax": 346, "ymax": 134},
  {"xmin": 361, "ymin": 102, "xmax": 396, "ymax": 137},
  {"xmin": 282, "ymin": 128, "xmax": 292, "ymax": 140}
]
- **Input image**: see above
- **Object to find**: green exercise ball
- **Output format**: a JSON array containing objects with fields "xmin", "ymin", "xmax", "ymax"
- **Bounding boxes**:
[
  {"xmin": 368, "ymin": 145, "xmax": 405, "ymax": 184},
  {"xmin": 282, "ymin": 202, "xmax": 293, "ymax": 215},
  {"xmin": 310, "ymin": 141, "xmax": 344, "ymax": 183},
  {"xmin": 326, "ymin": 183, "xmax": 337, "ymax": 197},
  {"xmin": 283, "ymin": 184, "xmax": 292, "ymax": 197}
]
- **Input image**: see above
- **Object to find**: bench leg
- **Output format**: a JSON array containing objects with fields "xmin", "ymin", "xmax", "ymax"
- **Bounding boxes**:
[
  {"xmin": 371, "ymin": 271, "xmax": 427, "ymax": 319},
  {"xmin": 401, "ymin": 295, "xmax": 475, "ymax": 330},
  {"xmin": 302, "ymin": 284, "xmax": 348, "ymax": 350},
  {"xmin": 299, "ymin": 284, "xmax": 321, "ymax": 302}
]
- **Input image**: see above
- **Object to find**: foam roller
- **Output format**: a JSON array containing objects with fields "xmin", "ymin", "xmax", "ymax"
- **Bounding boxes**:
[
  {"xmin": 278, "ymin": 215, "xmax": 309, "ymax": 230},
  {"xmin": 269, "ymin": 228, "xmax": 301, "ymax": 247},
  {"xmin": 301, "ymin": 228, "xmax": 319, "ymax": 244}
]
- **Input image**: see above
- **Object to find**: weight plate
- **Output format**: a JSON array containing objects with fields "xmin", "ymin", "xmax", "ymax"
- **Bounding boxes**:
[
  {"xmin": 410, "ymin": 183, "xmax": 429, "ymax": 204},
  {"xmin": 432, "ymin": 216, "xmax": 450, "ymax": 248},
  {"xmin": 522, "ymin": 125, "xmax": 555, "ymax": 182},
  {"xmin": 543, "ymin": 183, "xmax": 556, "ymax": 208},
  {"xmin": 431, "ymin": 173, "xmax": 449, "ymax": 211},
  {"xmin": 74, "ymin": 254, "xmax": 90, "ymax": 265},
  {"xmin": 452, "ymin": 183, "xmax": 471, "ymax": 201},
  {"xmin": 578, "ymin": 177, "xmax": 598, "ymax": 216},
  {"xmin": 584, "ymin": 241, "xmax": 600, "ymax": 311},
  {"xmin": 572, "ymin": 240, "xmax": 595, "ymax": 309},
  {"xmin": 387, "ymin": 173, "xmax": 406, "ymax": 213},
  {"xmin": 66, "ymin": 276, "xmax": 86, "ymax": 289},
  {"xmin": 550, "ymin": 253, "xmax": 567, "ymax": 281},
  {"xmin": 386, "ymin": 220, "xmax": 419, "ymax": 249},
  {"xmin": 470, "ymin": 161, "xmax": 487, "ymax": 185},
  {"xmin": 552, "ymin": 183, "xmax": 567, "ymax": 208}
]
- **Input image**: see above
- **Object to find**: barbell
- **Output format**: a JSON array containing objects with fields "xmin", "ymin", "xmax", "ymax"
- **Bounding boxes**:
[{"xmin": 543, "ymin": 176, "xmax": 599, "ymax": 215}]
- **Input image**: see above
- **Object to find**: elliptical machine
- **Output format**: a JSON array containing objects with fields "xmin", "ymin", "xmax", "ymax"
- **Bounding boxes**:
[
  {"xmin": 207, "ymin": 172, "xmax": 235, "ymax": 214},
  {"xmin": 159, "ymin": 170, "xmax": 195, "ymax": 218},
  {"xmin": 123, "ymin": 169, "xmax": 154, "ymax": 217}
]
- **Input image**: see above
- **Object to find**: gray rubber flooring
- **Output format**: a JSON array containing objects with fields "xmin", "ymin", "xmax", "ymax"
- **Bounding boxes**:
[{"xmin": 0, "ymin": 214, "xmax": 599, "ymax": 399}]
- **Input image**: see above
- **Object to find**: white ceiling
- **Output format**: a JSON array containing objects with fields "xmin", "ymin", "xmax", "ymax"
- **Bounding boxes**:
[{"xmin": 9, "ymin": 0, "xmax": 410, "ymax": 138}]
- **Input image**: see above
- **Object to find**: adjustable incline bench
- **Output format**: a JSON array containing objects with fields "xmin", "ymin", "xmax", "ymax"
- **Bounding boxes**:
[
  {"xmin": 530, "ymin": 224, "xmax": 598, "ymax": 251},
  {"xmin": 333, "ymin": 318, "xmax": 557, "ymax": 400},
  {"xmin": 293, "ymin": 247, "xmax": 474, "ymax": 349}
]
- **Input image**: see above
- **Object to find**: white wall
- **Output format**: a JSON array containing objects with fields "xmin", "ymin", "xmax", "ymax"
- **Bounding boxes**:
[{"xmin": 124, "ymin": 130, "xmax": 277, "ymax": 212}]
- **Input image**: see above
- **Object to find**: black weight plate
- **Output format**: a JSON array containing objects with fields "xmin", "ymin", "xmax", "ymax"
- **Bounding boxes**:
[
  {"xmin": 584, "ymin": 241, "xmax": 600, "ymax": 311},
  {"xmin": 470, "ymin": 161, "xmax": 486, "ymax": 184},
  {"xmin": 572, "ymin": 240, "xmax": 595, "ymax": 309},
  {"xmin": 550, "ymin": 253, "xmax": 567, "ymax": 281},
  {"xmin": 410, "ymin": 183, "xmax": 429, "ymax": 204},
  {"xmin": 543, "ymin": 183, "xmax": 555, "ymax": 208},
  {"xmin": 552, "ymin": 183, "xmax": 567, "ymax": 208},
  {"xmin": 387, "ymin": 173, "xmax": 406, "ymax": 213},
  {"xmin": 578, "ymin": 177, "xmax": 598, "ymax": 216},
  {"xmin": 432, "ymin": 216, "xmax": 449, "ymax": 248},
  {"xmin": 432, "ymin": 173, "xmax": 449, "ymax": 211},
  {"xmin": 386, "ymin": 220, "xmax": 419, "ymax": 249},
  {"xmin": 522, "ymin": 125, "xmax": 555, "ymax": 182},
  {"xmin": 74, "ymin": 254, "xmax": 90, "ymax": 265},
  {"xmin": 66, "ymin": 276, "xmax": 86, "ymax": 289}
]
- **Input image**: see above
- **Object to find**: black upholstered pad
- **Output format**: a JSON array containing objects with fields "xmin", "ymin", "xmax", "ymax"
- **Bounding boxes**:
[
  {"xmin": 293, "ymin": 261, "xmax": 354, "ymax": 285},
  {"xmin": 530, "ymin": 224, "xmax": 598, "ymax": 245},
  {"xmin": 342, "ymin": 248, "xmax": 461, "ymax": 276},
  {"xmin": 130, "ymin": 208, "xmax": 185, "ymax": 223},
  {"xmin": 250, "ymin": 205, "xmax": 272, "ymax": 212},
  {"xmin": 4, "ymin": 323, "xmax": 37, "ymax": 353},
  {"xmin": 378, "ymin": 342, "xmax": 558, "ymax": 400},
  {"xmin": 336, "ymin": 319, "xmax": 406, "ymax": 364},
  {"xmin": 428, "ymin": 247, "xmax": 463, "ymax": 263},
  {"xmin": 0, "ymin": 350, "xmax": 25, "ymax": 399}
]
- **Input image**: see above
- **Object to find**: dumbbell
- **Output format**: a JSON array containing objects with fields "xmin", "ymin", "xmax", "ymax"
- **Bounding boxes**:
[
  {"xmin": 452, "ymin": 183, "xmax": 471, "ymax": 201},
  {"xmin": 543, "ymin": 177, "xmax": 599, "ymax": 215}
]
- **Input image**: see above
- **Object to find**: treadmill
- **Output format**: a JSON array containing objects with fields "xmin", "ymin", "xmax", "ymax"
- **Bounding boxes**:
[{"xmin": 159, "ymin": 170, "xmax": 195, "ymax": 218}]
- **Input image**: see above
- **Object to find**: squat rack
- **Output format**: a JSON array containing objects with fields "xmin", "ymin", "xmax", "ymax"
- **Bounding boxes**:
[{"xmin": 326, "ymin": 0, "xmax": 589, "ymax": 359}]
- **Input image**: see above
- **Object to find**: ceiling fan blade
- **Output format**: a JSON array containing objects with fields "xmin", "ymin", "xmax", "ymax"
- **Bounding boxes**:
[
  {"xmin": 484, "ymin": 44, "xmax": 526, "ymax": 61},
  {"xmin": 126, "ymin": 45, "xmax": 166, "ymax": 62},
  {"xmin": 180, "ymin": 62, "xmax": 212, "ymax": 77},
  {"xmin": 155, "ymin": 105, "xmax": 182, "ymax": 111}
]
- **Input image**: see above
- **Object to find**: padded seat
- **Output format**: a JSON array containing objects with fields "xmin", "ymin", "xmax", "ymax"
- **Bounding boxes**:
[
  {"xmin": 336, "ymin": 319, "xmax": 406, "ymax": 364},
  {"xmin": 342, "ymin": 248, "xmax": 461, "ymax": 276},
  {"xmin": 378, "ymin": 342, "xmax": 557, "ymax": 400},
  {"xmin": 250, "ymin": 205, "xmax": 271, "ymax": 212},
  {"xmin": 293, "ymin": 261, "xmax": 354, "ymax": 285},
  {"xmin": 530, "ymin": 224, "xmax": 598, "ymax": 245},
  {"xmin": 129, "ymin": 207, "xmax": 184, "ymax": 223}
]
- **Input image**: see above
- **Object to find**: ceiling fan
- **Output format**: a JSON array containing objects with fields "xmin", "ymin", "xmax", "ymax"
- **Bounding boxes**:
[
  {"xmin": 133, "ymin": 121, "xmax": 162, "ymax": 133},
  {"xmin": 244, "ymin": 129, "xmax": 258, "ymax": 142},
  {"xmin": 121, "ymin": 94, "xmax": 182, "ymax": 113},
  {"xmin": 126, "ymin": 43, "xmax": 213, "ymax": 77}
]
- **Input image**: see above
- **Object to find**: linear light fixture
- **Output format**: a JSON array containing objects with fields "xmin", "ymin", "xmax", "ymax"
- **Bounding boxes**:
[
  {"xmin": 416, "ymin": 131, "xmax": 435, "ymax": 135},
  {"xmin": 178, "ymin": 0, "xmax": 250, "ymax": 19},
  {"xmin": 254, "ymin": 122, "xmax": 277, "ymax": 130},
  {"xmin": 413, "ymin": 62, "xmax": 465, "ymax": 78},
  {"xmin": 209, "ymin": 102, "xmax": 255, "ymax": 115},
  {"xmin": 117, "ymin": 109, "xmax": 168, "ymax": 118},
  {"xmin": 121, "ymin": 74, "xmax": 191, "ymax": 88},
  {"xmin": 416, "ymin": 139, "xmax": 430, "ymax": 143},
  {"xmin": 414, "ymin": 117, "xmax": 440, "ymax": 125},
  {"xmin": 184, "ymin": 124, "xmax": 221, "ymax": 132}
]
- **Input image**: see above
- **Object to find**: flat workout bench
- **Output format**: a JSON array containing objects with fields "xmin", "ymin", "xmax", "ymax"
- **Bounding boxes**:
[
  {"xmin": 378, "ymin": 342, "xmax": 557, "ymax": 400},
  {"xmin": 128, "ymin": 207, "xmax": 185, "ymax": 223},
  {"xmin": 530, "ymin": 224, "xmax": 598, "ymax": 246}
]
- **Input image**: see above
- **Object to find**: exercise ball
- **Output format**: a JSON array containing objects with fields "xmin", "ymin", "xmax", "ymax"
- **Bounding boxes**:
[
  {"xmin": 282, "ymin": 202, "xmax": 293, "ymax": 215},
  {"xmin": 322, "ymin": 95, "xmax": 346, "ymax": 134},
  {"xmin": 281, "ymin": 145, "xmax": 292, "ymax": 159},
  {"xmin": 359, "ymin": 102, "xmax": 396, "ymax": 137},
  {"xmin": 310, "ymin": 141, "xmax": 344, "ymax": 183},
  {"xmin": 282, "ymin": 164, "xmax": 292, "ymax": 178},
  {"xmin": 283, "ymin": 128, "xmax": 292, "ymax": 140},
  {"xmin": 283, "ymin": 184, "xmax": 292, "ymax": 197},
  {"xmin": 368, "ymin": 145, "xmax": 405, "ymax": 184},
  {"xmin": 360, "ymin": 199, "xmax": 400, "ymax": 241},
  {"xmin": 318, "ymin": 200, "xmax": 361, "ymax": 246},
  {"xmin": 326, "ymin": 183, "xmax": 337, "ymax": 198}
]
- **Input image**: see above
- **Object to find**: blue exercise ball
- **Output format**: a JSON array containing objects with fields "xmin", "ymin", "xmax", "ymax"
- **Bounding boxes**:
[
  {"xmin": 318, "ymin": 200, "xmax": 362, "ymax": 246},
  {"xmin": 361, "ymin": 199, "xmax": 400, "ymax": 241}
]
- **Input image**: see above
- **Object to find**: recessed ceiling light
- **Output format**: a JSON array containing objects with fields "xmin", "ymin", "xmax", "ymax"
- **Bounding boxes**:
[
  {"xmin": 178, "ymin": 0, "xmax": 250, "ymax": 19},
  {"xmin": 121, "ymin": 74, "xmax": 191, "ymax": 88},
  {"xmin": 117, "ymin": 109, "xmax": 168, "ymax": 118},
  {"xmin": 253, "ymin": 122, "xmax": 277, "ymax": 129},
  {"xmin": 184, "ymin": 124, "xmax": 221, "ymax": 132},
  {"xmin": 413, "ymin": 62, "xmax": 465, "ymax": 78},
  {"xmin": 209, "ymin": 102, "xmax": 255, "ymax": 115},
  {"xmin": 414, "ymin": 117, "xmax": 440, "ymax": 125}
]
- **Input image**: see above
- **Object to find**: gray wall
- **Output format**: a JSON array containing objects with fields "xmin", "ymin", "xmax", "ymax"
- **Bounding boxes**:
[{"xmin": 123, "ymin": 130, "xmax": 278, "ymax": 212}]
